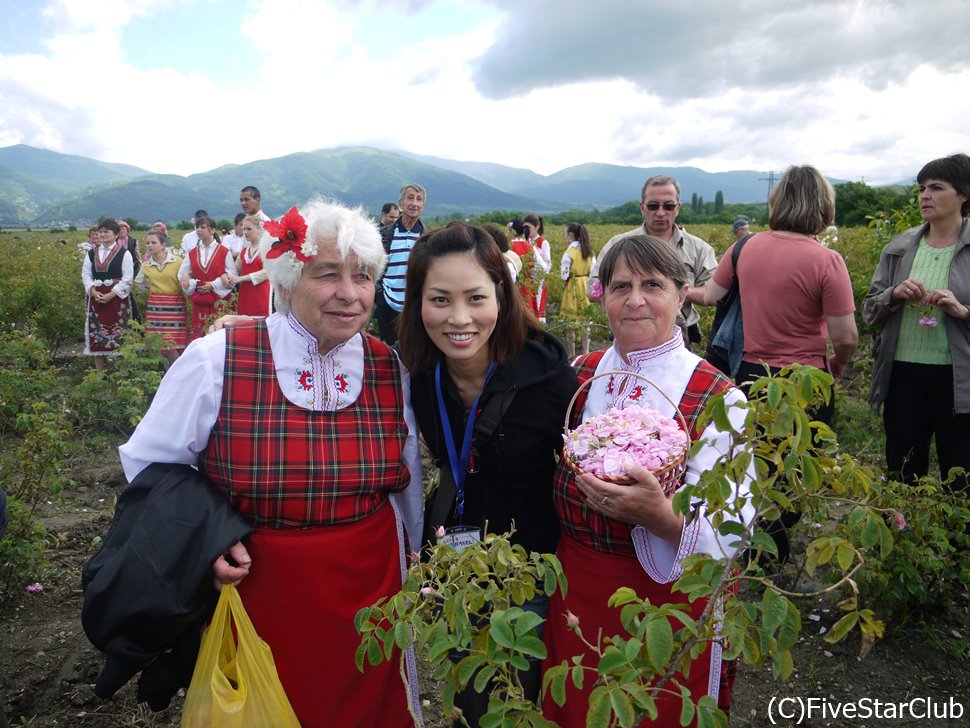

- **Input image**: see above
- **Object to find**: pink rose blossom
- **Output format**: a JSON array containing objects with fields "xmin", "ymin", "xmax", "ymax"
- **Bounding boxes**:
[
  {"xmin": 892, "ymin": 509, "xmax": 907, "ymax": 532},
  {"xmin": 435, "ymin": 525, "xmax": 446, "ymax": 539},
  {"xmin": 565, "ymin": 610, "xmax": 580, "ymax": 629},
  {"xmin": 26, "ymin": 582, "xmax": 43, "ymax": 594},
  {"xmin": 565, "ymin": 403, "xmax": 687, "ymax": 489}
]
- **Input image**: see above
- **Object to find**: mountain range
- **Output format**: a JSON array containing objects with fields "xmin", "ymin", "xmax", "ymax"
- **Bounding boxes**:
[{"xmin": 0, "ymin": 143, "xmax": 800, "ymax": 228}]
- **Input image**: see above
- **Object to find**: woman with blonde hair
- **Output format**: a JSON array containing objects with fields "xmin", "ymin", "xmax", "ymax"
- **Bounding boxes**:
[
  {"xmin": 223, "ymin": 214, "xmax": 272, "ymax": 316},
  {"xmin": 700, "ymin": 164, "xmax": 858, "ymax": 563}
]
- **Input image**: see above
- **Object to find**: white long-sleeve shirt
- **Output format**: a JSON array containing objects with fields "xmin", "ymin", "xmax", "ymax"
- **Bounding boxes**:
[
  {"xmin": 578, "ymin": 333, "xmax": 756, "ymax": 582},
  {"xmin": 81, "ymin": 244, "xmax": 134, "ymax": 298},
  {"xmin": 119, "ymin": 311, "xmax": 424, "ymax": 546},
  {"xmin": 177, "ymin": 241, "xmax": 238, "ymax": 298}
]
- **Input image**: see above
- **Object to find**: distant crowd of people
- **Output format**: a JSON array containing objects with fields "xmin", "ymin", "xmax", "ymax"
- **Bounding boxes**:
[{"xmin": 79, "ymin": 153, "xmax": 970, "ymax": 728}]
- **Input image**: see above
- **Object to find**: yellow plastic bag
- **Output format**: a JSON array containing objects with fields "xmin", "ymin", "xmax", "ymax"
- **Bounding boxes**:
[{"xmin": 181, "ymin": 584, "xmax": 301, "ymax": 727}]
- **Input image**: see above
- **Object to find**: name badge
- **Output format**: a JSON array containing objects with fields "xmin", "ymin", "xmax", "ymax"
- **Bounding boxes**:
[{"xmin": 439, "ymin": 526, "xmax": 481, "ymax": 552}]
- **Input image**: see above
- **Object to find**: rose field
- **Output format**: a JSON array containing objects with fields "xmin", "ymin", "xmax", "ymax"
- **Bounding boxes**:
[{"xmin": 1, "ymin": 221, "xmax": 968, "ymax": 727}]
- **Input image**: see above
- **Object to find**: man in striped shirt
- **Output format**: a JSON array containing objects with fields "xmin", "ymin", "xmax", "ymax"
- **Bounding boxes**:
[{"xmin": 375, "ymin": 183, "xmax": 426, "ymax": 344}]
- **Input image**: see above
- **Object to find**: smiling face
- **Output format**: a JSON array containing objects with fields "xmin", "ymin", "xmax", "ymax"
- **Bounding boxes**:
[
  {"xmin": 421, "ymin": 252, "xmax": 499, "ymax": 374},
  {"xmin": 281, "ymin": 239, "xmax": 375, "ymax": 355},
  {"xmin": 640, "ymin": 183, "xmax": 680, "ymax": 239},
  {"xmin": 604, "ymin": 256, "xmax": 686, "ymax": 357},
  {"xmin": 919, "ymin": 178, "xmax": 968, "ymax": 225}
]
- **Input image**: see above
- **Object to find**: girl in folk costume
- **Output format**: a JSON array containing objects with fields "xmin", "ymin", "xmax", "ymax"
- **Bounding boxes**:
[
  {"xmin": 560, "ymin": 222, "xmax": 596, "ymax": 358},
  {"xmin": 178, "ymin": 215, "xmax": 237, "ymax": 340},
  {"xmin": 81, "ymin": 218, "xmax": 134, "ymax": 374},
  {"xmin": 134, "ymin": 230, "xmax": 188, "ymax": 369},
  {"xmin": 524, "ymin": 213, "xmax": 552, "ymax": 322},
  {"xmin": 542, "ymin": 236, "xmax": 755, "ymax": 727},
  {"xmin": 223, "ymin": 214, "xmax": 272, "ymax": 316},
  {"xmin": 119, "ymin": 200, "xmax": 425, "ymax": 727},
  {"xmin": 508, "ymin": 218, "xmax": 544, "ymax": 321}
]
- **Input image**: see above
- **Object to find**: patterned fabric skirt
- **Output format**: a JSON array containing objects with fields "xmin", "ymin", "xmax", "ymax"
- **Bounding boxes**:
[
  {"xmin": 145, "ymin": 293, "xmax": 188, "ymax": 351},
  {"xmin": 84, "ymin": 290, "xmax": 132, "ymax": 355}
]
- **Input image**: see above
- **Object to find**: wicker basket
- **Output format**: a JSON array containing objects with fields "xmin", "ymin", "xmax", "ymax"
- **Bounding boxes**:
[{"xmin": 562, "ymin": 370, "xmax": 688, "ymax": 495}]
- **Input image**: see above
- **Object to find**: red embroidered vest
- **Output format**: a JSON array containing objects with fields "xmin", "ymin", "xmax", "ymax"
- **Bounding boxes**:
[
  {"xmin": 199, "ymin": 322, "xmax": 410, "ymax": 528},
  {"xmin": 188, "ymin": 243, "xmax": 229, "ymax": 284},
  {"xmin": 554, "ymin": 349, "xmax": 734, "ymax": 557}
]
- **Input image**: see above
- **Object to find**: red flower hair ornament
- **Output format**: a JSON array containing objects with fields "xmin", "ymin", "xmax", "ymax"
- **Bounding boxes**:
[{"xmin": 264, "ymin": 207, "xmax": 314, "ymax": 264}]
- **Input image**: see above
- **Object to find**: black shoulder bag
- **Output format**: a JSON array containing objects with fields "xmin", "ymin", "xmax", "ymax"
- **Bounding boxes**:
[{"xmin": 705, "ymin": 233, "xmax": 753, "ymax": 376}]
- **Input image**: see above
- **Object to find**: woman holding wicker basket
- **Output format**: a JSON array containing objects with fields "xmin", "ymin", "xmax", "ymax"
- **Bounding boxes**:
[{"xmin": 542, "ymin": 234, "xmax": 755, "ymax": 727}]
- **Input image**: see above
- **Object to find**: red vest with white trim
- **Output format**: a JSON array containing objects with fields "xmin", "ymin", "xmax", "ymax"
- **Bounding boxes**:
[{"xmin": 199, "ymin": 322, "xmax": 410, "ymax": 528}]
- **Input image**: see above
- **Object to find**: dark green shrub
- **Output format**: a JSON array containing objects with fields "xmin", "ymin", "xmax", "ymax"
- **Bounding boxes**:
[
  {"xmin": 0, "ymin": 329, "xmax": 60, "ymax": 432},
  {"xmin": 0, "ymin": 402, "xmax": 73, "ymax": 600},
  {"xmin": 855, "ymin": 478, "xmax": 970, "ymax": 618}
]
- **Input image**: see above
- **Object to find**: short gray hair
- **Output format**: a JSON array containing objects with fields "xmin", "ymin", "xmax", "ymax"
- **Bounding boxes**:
[
  {"xmin": 641, "ymin": 175, "xmax": 681, "ymax": 202},
  {"xmin": 261, "ymin": 198, "xmax": 386, "ymax": 313}
]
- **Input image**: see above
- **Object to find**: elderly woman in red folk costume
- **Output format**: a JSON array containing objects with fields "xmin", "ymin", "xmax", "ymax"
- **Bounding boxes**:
[
  {"xmin": 82, "ymin": 218, "xmax": 135, "ymax": 374},
  {"xmin": 542, "ymin": 235, "xmax": 755, "ymax": 727},
  {"xmin": 119, "ymin": 199, "xmax": 424, "ymax": 727}
]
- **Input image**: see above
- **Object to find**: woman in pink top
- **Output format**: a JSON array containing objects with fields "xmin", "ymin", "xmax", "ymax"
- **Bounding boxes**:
[
  {"xmin": 702, "ymin": 165, "xmax": 858, "ymax": 422},
  {"xmin": 701, "ymin": 165, "xmax": 858, "ymax": 563}
]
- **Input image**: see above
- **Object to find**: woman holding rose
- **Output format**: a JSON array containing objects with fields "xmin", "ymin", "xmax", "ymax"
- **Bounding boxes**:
[{"xmin": 863, "ymin": 153, "xmax": 970, "ymax": 490}]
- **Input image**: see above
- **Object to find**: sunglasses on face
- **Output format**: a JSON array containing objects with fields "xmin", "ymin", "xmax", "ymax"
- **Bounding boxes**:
[{"xmin": 644, "ymin": 202, "xmax": 678, "ymax": 211}]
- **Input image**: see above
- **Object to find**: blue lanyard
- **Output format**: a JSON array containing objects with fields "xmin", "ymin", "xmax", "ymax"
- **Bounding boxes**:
[{"xmin": 435, "ymin": 360, "xmax": 495, "ymax": 525}]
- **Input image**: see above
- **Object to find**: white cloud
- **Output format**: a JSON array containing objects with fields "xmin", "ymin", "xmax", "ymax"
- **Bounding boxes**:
[{"xmin": 0, "ymin": 0, "xmax": 966, "ymax": 184}]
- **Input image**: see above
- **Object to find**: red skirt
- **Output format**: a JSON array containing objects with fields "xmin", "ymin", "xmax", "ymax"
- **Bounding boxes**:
[
  {"xmin": 542, "ymin": 535, "xmax": 721, "ymax": 728},
  {"xmin": 236, "ymin": 502, "xmax": 416, "ymax": 727},
  {"xmin": 145, "ymin": 293, "xmax": 188, "ymax": 351},
  {"xmin": 84, "ymin": 289, "xmax": 132, "ymax": 354},
  {"xmin": 188, "ymin": 291, "xmax": 224, "ymax": 341},
  {"xmin": 236, "ymin": 279, "xmax": 271, "ymax": 317}
]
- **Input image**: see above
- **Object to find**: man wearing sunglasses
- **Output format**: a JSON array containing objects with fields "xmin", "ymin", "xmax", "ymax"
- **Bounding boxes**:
[{"xmin": 587, "ymin": 175, "xmax": 717, "ymax": 348}]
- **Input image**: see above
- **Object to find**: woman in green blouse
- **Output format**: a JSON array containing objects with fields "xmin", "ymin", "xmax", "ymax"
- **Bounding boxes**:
[{"xmin": 863, "ymin": 153, "xmax": 970, "ymax": 489}]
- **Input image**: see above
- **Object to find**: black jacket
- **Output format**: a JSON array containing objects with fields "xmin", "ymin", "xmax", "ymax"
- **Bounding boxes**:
[
  {"xmin": 82, "ymin": 463, "xmax": 251, "ymax": 709},
  {"xmin": 411, "ymin": 333, "xmax": 577, "ymax": 555}
]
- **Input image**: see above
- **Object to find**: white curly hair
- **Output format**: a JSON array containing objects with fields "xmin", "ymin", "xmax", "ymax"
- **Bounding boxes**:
[{"xmin": 260, "ymin": 198, "xmax": 387, "ymax": 313}]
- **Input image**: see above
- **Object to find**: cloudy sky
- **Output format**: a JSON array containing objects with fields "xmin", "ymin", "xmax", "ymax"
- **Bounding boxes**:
[{"xmin": 1, "ymin": 0, "xmax": 967, "ymax": 184}]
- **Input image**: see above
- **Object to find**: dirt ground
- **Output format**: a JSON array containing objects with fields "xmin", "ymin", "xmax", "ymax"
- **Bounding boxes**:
[{"xmin": 2, "ymin": 463, "xmax": 968, "ymax": 727}]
